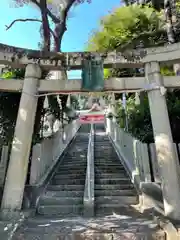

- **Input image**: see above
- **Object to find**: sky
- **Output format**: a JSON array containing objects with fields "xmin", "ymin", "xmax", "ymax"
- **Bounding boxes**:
[{"xmin": 0, "ymin": 0, "xmax": 121, "ymax": 78}]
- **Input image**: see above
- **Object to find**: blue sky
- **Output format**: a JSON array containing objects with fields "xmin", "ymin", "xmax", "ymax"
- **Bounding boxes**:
[{"xmin": 0, "ymin": 0, "xmax": 121, "ymax": 78}]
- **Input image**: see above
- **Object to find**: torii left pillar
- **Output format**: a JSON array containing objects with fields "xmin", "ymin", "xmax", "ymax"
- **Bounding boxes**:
[{"xmin": 1, "ymin": 64, "xmax": 41, "ymax": 213}]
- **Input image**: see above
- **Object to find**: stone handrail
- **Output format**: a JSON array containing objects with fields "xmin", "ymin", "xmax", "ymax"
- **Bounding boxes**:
[
  {"xmin": 30, "ymin": 120, "xmax": 81, "ymax": 186},
  {"xmin": 106, "ymin": 118, "xmax": 151, "ymax": 189},
  {"xmin": 83, "ymin": 123, "xmax": 94, "ymax": 217}
]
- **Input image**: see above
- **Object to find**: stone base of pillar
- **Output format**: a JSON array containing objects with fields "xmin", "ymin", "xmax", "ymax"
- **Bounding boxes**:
[
  {"xmin": 0, "ymin": 209, "xmax": 24, "ymax": 221},
  {"xmin": 139, "ymin": 182, "xmax": 164, "ymax": 216}
]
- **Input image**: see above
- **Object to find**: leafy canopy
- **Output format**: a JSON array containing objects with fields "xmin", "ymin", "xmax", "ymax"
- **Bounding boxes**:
[{"xmin": 87, "ymin": 5, "xmax": 163, "ymax": 51}]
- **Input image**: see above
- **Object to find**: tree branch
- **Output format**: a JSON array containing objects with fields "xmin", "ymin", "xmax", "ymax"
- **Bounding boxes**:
[
  {"xmin": 5, "ymin": 18, "xmax": 42, "ymax": 30},
  {"xmin": 53, "ymin": 0, "xmax": 76, "ymax": 51},
  {"xmin": 46, "ymin": 8, "xmax": 61, "ymax": 23},
  {"xmin": 31, "ymin": 0, "xmax": 41, "ymax": 8}
]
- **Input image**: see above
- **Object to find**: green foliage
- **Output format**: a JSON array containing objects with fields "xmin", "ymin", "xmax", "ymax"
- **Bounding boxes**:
[
  {"xmin": 104, "ymin": 69, "xmax": 111, "ymax": 79},
  {"xmin": 116, "ymin": 95, "xmax": 153, "ymax": 143},
  {"xmin": 87, "ymin": 5, "xmax": 166, "ymax": 78},
  {"xmin": 1, "ymin": 68, "xmax": 25, "ymax": 79},
  {"xmin": 87, "ymin": 4, "xmax": 180, "ymax": 143},
  {"xmin": 0, "ymin": 68, "xmax": 70, "ymax": 144},
  {"xmin": 0, "ymin": 69, "xmax": 25, "ymax": 144},
  {"xmin": 0, "ymin": 93, "xmax": 21, "ymax": 145},
  {"xmin": 87, "ymin": 5, "xmax": 164, "ymax": 52},
  {"xmin": 116, "ymin": 90, "xmax": 180, "ymax": 143}
]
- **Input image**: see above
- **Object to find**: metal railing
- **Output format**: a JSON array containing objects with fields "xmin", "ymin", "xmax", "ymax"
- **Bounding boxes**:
[{"xmin": 83, "ymin": 123, "xmax": 94, "ymax": 217}]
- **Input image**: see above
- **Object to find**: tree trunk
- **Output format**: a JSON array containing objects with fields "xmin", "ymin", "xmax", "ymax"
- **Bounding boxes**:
[{"xmin": 40, "ymin": 0, "xmax": 51, "ymax": 51}]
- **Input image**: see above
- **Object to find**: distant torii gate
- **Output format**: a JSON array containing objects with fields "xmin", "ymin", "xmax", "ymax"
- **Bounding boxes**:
[{"xmin": 1, "ymin": 42, "xmax": 180, "ymax": 220}]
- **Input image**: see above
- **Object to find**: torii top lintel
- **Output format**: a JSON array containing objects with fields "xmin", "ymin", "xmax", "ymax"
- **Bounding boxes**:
[{"xmin": 0, "ymin": 42, "xmax": 180, "ymax": 70}]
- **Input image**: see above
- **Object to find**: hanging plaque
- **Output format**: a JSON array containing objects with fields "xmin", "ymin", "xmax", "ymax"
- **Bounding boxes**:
[{"xmin": 81, "ymin": 55, "xmax": 104, "ymax": 91}]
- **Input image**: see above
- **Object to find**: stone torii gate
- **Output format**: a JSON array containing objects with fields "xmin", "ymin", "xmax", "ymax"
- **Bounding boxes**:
[{"xmin": 1, "ymin": 42, "xmax": 180, "ymax": 220}]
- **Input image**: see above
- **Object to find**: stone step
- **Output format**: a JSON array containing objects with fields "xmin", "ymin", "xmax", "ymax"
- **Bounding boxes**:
[
  {"xmin": 94, "ymin": 158, "xmax": 122, "ymax": 165},
  {"xmin": 62, "ymin": 154, "xmax": 87, "ymax": 158},
  {"xmin": 94, "ymin": 153, "xmax": 119, "ymax": 156},
  {"xmin": 46, "ymin": 184, "xmax": 84, "ymax": 191},
  {"xmin": 60, "ymin": 163, "xmax": 87, "ymax": 168},
  {"xmin": 51, "ymin": 178, "xmax": 85, "ymax": 185},
  {"xmin": 94, "ymin": 161, "xmax": 124, "ymax": 166},
  {"xmin": 45, "ymin": 190, "xmax": 84, "ymax": 198},
  {"xmin": 14, "ymin": 223, "xmax": 76, "ymax": 237},
  {"xmin": 65, "ymin": 147, "xmax": 88, "ymax": 149},
  {"xmin": 95, "ymin": 173, "xmax": 128, "ymax": 178},
  {"xmin": 95, "ymin": 184, "xmax": 134, "ymax": 190},
  {"xmin": 59, "ymin": 163, "xmax": 86, "ymax": 167},
  {"xmin": 13, "ymin": 231, "xmax": 165, "ymax": 240},
  {"xmin": 39, "ymin": 196, "xmax": 83, "ymax": 205},
  {"xmin": 94, "ymin": 168, "xmax": 126, "ymax": 174},
  {"xmin": 55, "ymin": 169, "xmax": 86, "ymax": 174},
  {"xmin": 53, "ymin": 173, "xmax": 86, "ymax": 179},
  {"xmin": 95, "ymin": 189, "xmax": 137, "ymax": 197},
  {"xmin": 13, "ymin": 232, "xmax": 73, "ymax": 240},
  {"xmin": 94, "ymin": 149, "xmax": 117, "ymax": 152},
  {"xmin": 62, "ymin": 155, "xmax": 87, "ymax": 159},
  {"xmin": 56, "ymin": 166, "xmax": 86, "ymax": 171},
  {"xmin": 65, "ymin": 149, "xmax": 88, "ymax": 152},
  {"xmin": 94, "ymin": 169, "xmax": 125, "ymax": 174},
  {"xmin": 94, "ymin": 204, "xmax": 139, "ymax": 216},
  {"xmin": 37, "ymin": 204, "xmax": 83, "ymax": 216},
  {"xmin": 61, "ymin": 160, "xmax": 87, "ymax": 163},
  {"xmin": 94, "ymin": 160, "xmax": 121, "ymax": 163},
  {"xmin": 94, "ymin": 166, "xmax": 125, "ymax": 170},
  {"xmin": 94, "ymin": 151, "xmax": 117, "ymax": 155},
  {"xmin": 95, "ymin": 178, "xmax": 131, "ymax": 185},
  {"xmin": 95, "ymin": 196, "xmax": 138, "ymax": 205}
]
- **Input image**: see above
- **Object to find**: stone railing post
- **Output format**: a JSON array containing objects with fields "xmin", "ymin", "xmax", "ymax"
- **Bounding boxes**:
[
  {"xmin": 111, "ymin": 93, "xmax": 117, "ymax": 142},
  {"xmin": 1, "ymin": 64, "xmax": 41, "ymax": 212},
  {"xmin": 145, "ymin": 61, "xmax": 180, "ymax": 220}
]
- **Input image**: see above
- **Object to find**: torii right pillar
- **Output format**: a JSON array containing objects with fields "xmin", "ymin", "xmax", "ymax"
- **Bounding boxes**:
[{"xmin": 146, "ymin": 61, "xmax": 180, "ymax": 220}]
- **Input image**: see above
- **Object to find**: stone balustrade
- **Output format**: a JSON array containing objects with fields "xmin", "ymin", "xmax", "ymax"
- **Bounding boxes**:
[
  {"xmin": 105, "ymin": 118, "xmax": 180, "ymax": 215},
  {"xmin": 106, "ymin": 118, "xmax": 180, "ymax": 185},
  {"xmin": 84, "ymin": 123, "xmax": 95, "ymax": 217},
  {"xmin": 106, "ymin": 118, "xmax": 151, "ymax": 189},
  {"xmin": 30, "ymin": 120, "xmax": 81, "ymax": 185}
]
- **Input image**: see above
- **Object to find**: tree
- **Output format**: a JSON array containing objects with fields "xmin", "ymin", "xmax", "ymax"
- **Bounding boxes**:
[
  {"xmin": 11, "ymin": 0, "xmax": 91, "ymax": 51},
  {"xmin": 87, "ymin": 4, "xmax": 180, "ymax": 143},
  {"xmin": 3, "ymin": 0, "xmax": 91, "ymax": 142},
  {"xmin": 123, "ymin": 0, "xmax": 180, "ymax": 72},
  {"xmin": 87, "ymin": 5, "xmax": 166, "ymax": 78}
]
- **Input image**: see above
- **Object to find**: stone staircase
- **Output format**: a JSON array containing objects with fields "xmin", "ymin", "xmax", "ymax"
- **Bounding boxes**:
[
  {"xmin": 36, "ymin": 124, "xmax": 90, "ymax": 217},
  {"xmin": 12, "ymin": 123, "xmax": 166, "ymax": 239},
  {"xmin": 94, "ymin": 124, "xmax": 138, "ymax": 216}
]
